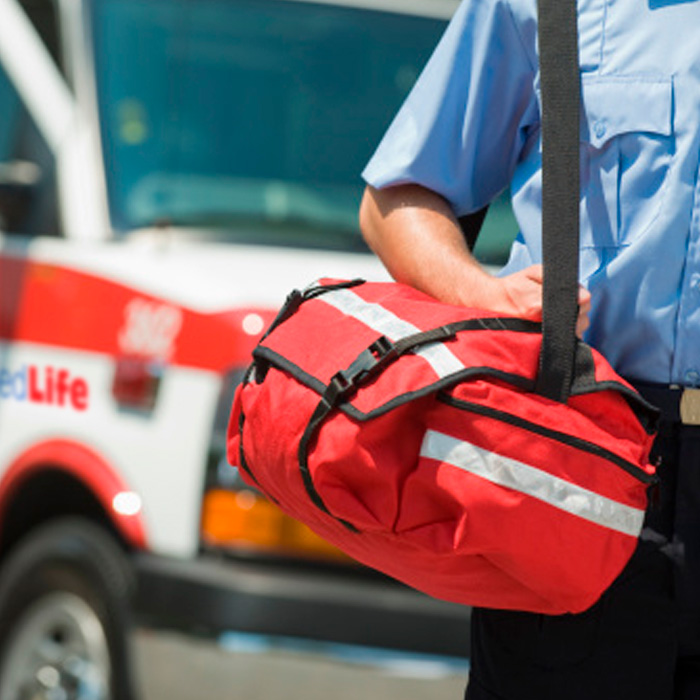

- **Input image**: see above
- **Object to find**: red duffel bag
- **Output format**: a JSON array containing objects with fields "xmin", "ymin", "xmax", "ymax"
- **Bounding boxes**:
[{"xmin": 227, "ymin": 278, "xmax": 658, "ymax": 614}]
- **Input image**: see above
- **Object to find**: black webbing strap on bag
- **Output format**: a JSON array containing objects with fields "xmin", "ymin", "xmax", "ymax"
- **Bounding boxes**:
[{"xmin": 534, "ymin": 0, "xmax": 581, "ymax": 402}]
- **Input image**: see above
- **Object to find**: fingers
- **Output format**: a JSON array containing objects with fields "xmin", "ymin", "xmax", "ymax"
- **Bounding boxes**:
[
  {"xmin": 576, "ymin": 310, "xmax": 590, "ymax": 338},
  {"xmin": 518, "ymin": 273, "xmax": 591, "ymax": 338},
  {"xmin": 498, "ymin": 270, "xmax": 544, "ymax": 320},
  {"xmin": 578, "ymin": 284, "xmax": 592, "ymax": 310},
  {"xmin": 576, "ymin": 284, "xmax": 591, "ymax": 338},
  {"xmin": 524, "ymin": 263, "xmax": 544, "ymax": 277},
  {"xmin": 492, "ymin": 267, "xmax": 592, "ymax": 339},
  {"xmin": 528, "ymin": 272, "xmax": 591, "ymax": 338}
]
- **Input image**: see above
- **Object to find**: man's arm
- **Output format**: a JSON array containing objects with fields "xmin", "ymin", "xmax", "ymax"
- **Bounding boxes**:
[{"xmin": 359, "ymin": 184, "xmax": 590, "ymax": 335}]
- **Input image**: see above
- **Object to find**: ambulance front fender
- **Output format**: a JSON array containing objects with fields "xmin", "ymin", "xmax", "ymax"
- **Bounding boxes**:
[{"xmin": 0, "ymin": 439, "xmax": 148, "ymax": 549}]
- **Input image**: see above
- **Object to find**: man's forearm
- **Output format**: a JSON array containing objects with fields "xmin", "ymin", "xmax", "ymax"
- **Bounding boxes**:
[{"xmin": 359, "ymin": 184, "xmax": 498, "ymax": 308}]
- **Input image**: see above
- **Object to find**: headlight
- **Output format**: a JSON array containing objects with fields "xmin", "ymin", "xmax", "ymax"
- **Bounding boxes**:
[{"xmin": 201, "ymin": 367, "xmax": 352, "ymax": 564}]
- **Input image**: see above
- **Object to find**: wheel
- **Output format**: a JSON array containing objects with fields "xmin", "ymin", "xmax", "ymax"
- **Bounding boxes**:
[{"xmin": 0, "ymin": 518, "xmax": 137, "ymax": 700}]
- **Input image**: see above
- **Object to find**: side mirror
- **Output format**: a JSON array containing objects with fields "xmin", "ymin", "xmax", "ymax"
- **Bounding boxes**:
[{"xmin": 0, "ymin": 160, "xmax": 42, "ymax": 232}]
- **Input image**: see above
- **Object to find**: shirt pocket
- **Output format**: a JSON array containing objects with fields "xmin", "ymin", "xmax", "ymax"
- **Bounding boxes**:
[{"xmin": 579, "ymin": 75, "xmax": 674, "ymax": 250}]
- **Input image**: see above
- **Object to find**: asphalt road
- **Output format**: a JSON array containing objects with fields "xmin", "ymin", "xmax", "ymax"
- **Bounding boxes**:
[{"xmin": 132, "ymin": 627, "xmax": 469, "ymax": 700}]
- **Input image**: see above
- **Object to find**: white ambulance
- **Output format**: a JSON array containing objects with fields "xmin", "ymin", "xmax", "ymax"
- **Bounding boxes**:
[{"xmin": 0, "ymin": 0, "xmax": 514, "ymax": 697}]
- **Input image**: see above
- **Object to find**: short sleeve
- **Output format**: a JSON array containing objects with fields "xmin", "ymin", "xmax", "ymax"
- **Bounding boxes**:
[{"xmin": 362, "ymin": 0, "xmax": 538, "ymax": 216}]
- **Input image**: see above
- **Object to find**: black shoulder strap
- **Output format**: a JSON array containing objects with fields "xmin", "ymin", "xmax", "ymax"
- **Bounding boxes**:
[{"xmin": 534, "ymin": 0, "xmax": 581, "ymax": 402}]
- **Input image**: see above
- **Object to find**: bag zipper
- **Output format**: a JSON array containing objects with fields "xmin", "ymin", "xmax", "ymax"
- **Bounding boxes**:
[{"xmin": 437, "ymin": 393, "xmax": 657, "ymax": 485}]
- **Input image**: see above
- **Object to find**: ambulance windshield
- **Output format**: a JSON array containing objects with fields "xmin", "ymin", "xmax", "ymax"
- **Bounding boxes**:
[{"xmin": 90, "ymin": 0, "xmax": 446, "ymax": 251}]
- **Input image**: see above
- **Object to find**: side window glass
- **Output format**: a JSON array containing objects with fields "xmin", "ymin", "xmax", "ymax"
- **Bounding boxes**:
[
  {"xmin": 0, "ymin": 63, "xmax": 60, "ymax": 236},
  {"xmin": 20, "ymin": 0, "xmax": 63, "ymax": 75}
]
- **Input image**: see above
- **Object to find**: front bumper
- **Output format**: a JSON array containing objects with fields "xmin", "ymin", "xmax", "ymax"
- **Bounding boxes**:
[{"xmin": 133, "ymin": 552, "xmax": 471, "ymax": 658}]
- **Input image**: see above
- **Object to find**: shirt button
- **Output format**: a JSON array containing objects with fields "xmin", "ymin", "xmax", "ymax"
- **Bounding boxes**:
[
  {"xmin": 685, "ymin": 370, "xmax": 700, "ymax": 386},
  {"xmin": 593, "ymin": 121, "xmax": 607, "ymax": 139}
]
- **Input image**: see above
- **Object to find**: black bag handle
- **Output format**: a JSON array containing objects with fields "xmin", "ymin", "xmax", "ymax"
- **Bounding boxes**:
[{"xmin": 534, "ymin": 0, "xmax": 581, "ymax": 402}]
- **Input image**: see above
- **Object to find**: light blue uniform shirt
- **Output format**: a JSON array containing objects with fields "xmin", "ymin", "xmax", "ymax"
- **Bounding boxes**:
[{"xmin": 363, "ymin": 0, "xmax": 700, "ymax": 386}]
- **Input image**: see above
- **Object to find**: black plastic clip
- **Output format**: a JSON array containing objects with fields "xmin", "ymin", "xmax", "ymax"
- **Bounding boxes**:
[{"xmin": 323, "ymin": 336, "xmax": 396, "ymax": 406}]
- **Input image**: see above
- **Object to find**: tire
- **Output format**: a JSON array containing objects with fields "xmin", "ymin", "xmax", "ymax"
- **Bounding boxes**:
[{"xmin": 0, "ymin": 517, "xmax": 138, "ymax": 700}]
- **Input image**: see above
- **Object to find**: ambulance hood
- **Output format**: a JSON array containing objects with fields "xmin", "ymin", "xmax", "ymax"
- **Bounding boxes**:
[{"xmin": 15, "ymin": 232, "xmax": 391, "ymax": 314}]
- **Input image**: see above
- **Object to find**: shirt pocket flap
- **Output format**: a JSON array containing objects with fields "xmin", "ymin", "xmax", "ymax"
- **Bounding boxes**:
[{"xmin": 581, "ymin": 77, "xmax": 673, "ymax": 149}]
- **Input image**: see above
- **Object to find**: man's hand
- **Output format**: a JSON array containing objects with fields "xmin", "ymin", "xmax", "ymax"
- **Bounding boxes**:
[{"xmin": 484, "ymin": 264, "xmax": 591, "ymax": 338}]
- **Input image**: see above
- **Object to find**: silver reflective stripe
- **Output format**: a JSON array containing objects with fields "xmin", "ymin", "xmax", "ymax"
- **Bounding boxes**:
[
  {"xmin": 420, "ymin": 430, "xmax": 645, "ymax": 537},
  {"xmin": 319, "ymin": 288, "xmax": 464, "ymax": 377}
]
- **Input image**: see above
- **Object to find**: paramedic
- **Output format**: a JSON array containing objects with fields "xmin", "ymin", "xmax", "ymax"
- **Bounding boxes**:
[{"xmin": 358, "ymin": 0, "xmax": 700, "ymax": 698}]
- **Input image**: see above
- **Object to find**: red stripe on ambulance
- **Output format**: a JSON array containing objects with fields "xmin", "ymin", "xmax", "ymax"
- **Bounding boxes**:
[{"xmin": 0, "ymin": 253, "xmax": 271, "ymax": 372}]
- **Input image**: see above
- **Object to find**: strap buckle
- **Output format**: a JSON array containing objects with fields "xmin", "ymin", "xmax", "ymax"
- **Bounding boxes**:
[
  {"xmin": 324, "ymin": 336, "xmax": 396, "ymax": 405},
  {"xmin": 680, "ymin": 388, "xmax": 700, "ymax": 425}
]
